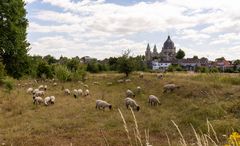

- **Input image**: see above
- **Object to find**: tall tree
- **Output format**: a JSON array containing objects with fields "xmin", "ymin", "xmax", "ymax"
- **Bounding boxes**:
[
  {"xmin": 0, "ymin": 0, "xmax": 29, "ymax": 78},
  {"xmin": 117, "ymin": 50, "xmax": 134, "ymax": 77},
  {"xmin": 176, "ymin": 49, "xmax": 185, "ymax": 59}
]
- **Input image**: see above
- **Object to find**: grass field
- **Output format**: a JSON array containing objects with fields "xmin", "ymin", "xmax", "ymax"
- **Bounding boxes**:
[{"xmin": 1, "ymin": 72, "xmax": 240, "ymax": 146}]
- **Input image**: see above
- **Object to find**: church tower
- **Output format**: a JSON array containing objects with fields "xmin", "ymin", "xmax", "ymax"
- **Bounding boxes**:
[
  {"xmin": 145, "ymin": 43, "xmax": 152, "ymax": 62},
  {"xmin": 152, "ymin": 44, "xmax": 158, "ymax": 58},
  {"xmin": 160, "ymin": 36, "xmax": 176, "ymax": 61}
]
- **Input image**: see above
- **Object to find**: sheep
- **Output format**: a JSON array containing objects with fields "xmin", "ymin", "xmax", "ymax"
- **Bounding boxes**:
[
  {"xmin": 33, "ymin": 96, "xmax": 44, "ymax": 105},
  {"xmin": 148, "ymin": 95, "xmax": 161, "ymax": 106},
  {"xmin": 53, "ymin": 82, "xmax": 57, "ymax": 86},
  {"xmin": 157, "ymin": 73, "xmax": 163, "ymax": 79},
  {"xmin": 163, "ymin": 84, "xmax": 180, "ymax": 93},
  {"xmin": 73, "ymin": 89, "xmax": 83, "ymax": 98},
  {"xmin": 34, "ymin": 90, "xmax": 45, "ymax": 97},
  {"xmin": 64, "ymin": 89, "xmax": 71, "ymax": 95},
  {"xmin": 136, "ymin": 86, "xmax": 141, "ymax": 93},
  {"xmin": 44, "ymin": 85, "xmax": 47, "ymax": 91},
  {"xmin": 84, "ymin": 89, "xmax": 90, "ymax": 96},
  {"xmin": 125, "ymin": 98, "xmax": 140, "ymax": 111},
  {"xmin": 139, "ymin": 72, "xmax": 144, "ymax": 78},
  {"xmin": 117, "ymin": 79, "xmax": 124, "ymax": 83},
  {"xmin": 27, "ymin": 87, "xmax": 33, "ymax": 94},
  {"xmin": 38, "ymin": 85, "xmax": 44, "ymax": 90},
  {"xmin": 83, "ymin": 84, "xmax": 89, "ymax": 88},
  {"xmin": 44, "ymin": 96, "xmax": 51, "ymax": 106},
  {"xmin": 32, "ymin": 88, "xmax": 39, "ymax": 95},
  {"xmin": 107, "ymin": 82, "xmax": 113, "ymax": 86},
  {"xmin": 125, "ymin": 79, "xmax": 131, "ymax": 82},
  {"xmin": 96, "ymin": 100, "xmax": 112, "ymax": 110},
  {"xmin": 50, "ymin": 96, "xmax": 55, "ymax": 104},
  {"xmin": 93, "ymin": 82, "xmax": 100, "ymax": 85},
  {"xmin": 126, "ymin": 89, "xmax": 135, "ymax": 98}
]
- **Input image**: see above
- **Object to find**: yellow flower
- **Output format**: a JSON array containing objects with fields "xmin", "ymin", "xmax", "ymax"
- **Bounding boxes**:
[{"xmin": 225, "ymin": 132, "xmax": 240, "ymax": 146}]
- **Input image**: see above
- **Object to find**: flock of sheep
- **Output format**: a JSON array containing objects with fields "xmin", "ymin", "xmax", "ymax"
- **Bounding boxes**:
[{"xmin": 24, "ymin": 73, "xmax": 180, "ymax": 112}]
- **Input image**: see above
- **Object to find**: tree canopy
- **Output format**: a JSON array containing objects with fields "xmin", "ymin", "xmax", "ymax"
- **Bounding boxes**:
[{"xmin": 176, "ymin": 49, "xmax": 185, "ymax": 59}]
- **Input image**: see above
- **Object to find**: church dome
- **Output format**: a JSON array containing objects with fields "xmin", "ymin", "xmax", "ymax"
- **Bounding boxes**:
[{"xmin": 163, "ymin": 35, "xmax": 175, "ymax": 49}]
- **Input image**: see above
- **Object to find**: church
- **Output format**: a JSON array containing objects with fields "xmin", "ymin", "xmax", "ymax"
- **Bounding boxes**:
[
  {"xmin": 145, "ymin": 35, "xmax": 209, "ymax": 71},
  {"xmin": 145, "ymin": 35, "xmax": 177, "ymax": 70}
]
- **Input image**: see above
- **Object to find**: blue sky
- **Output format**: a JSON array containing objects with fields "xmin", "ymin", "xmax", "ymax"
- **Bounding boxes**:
[{"xmin": 25, "ymin": 0, "xmax": 240, "ymax": 60}]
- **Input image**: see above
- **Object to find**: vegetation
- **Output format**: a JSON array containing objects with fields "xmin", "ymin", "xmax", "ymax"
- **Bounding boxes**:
[
  {"xmin": 0, "ymin": 73, "xmax": 240, "ymax": 145},
  {"xmin": 176, "ymin": 49, "xmax": 185, "ymax": 59}
]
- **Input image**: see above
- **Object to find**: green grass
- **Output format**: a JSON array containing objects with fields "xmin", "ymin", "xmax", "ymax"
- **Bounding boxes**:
[{"xmin": 0, "ymin": 72, "xmax": 240, "ymax": 145}]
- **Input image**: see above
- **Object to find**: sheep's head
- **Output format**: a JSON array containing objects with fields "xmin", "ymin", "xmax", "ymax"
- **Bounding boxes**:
[
  {"xmin": 109, "ymin": 105, "xmax": 112, "ymax": 110},
  {"xmin": 136, "ymin": 106, "xmax": 140, "ymax": 111}
]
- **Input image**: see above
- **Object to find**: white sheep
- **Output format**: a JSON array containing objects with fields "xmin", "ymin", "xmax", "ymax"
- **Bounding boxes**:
[
  {"xmin": 38, "ymin": 85, "xmax": 44, "ymax": 90},
  {"xmin": 33, "ymin": 96, "xmax": 44, "ymax": 105},
  {"xmin": 107, "ymin": 82, "xmax": 113, "ymax": 86},
  {"xmin": 73, "ymin": 89, "xmax": 83, "ymax": 98},
  {"xmin": 44, "ymin": 85, "xmax": 47, "ymax": 91},
  {"xmin": 126, "ymin": 89, "xmax": 135, "ymax": 97},
  {"xmin": 93, "ymin": 82, "xmax": 100, "ymax": 85},
  {"xmin": 27, "ymin": 87, "xmax": 33, "ymax": 94},
  {"xmin": 83, "ymin": 84, "xmax": 89, "ymax": 88},
  {"xmin": 44, "ymin": 96, "xmax": 51, "ymax": 105},
  {"xmin": 163, "ymin": 84, "xmax": 180, "ymax": 93},
  {"xmin": 33, "ymin": 88, "xmax": 39, "ymax": 95},
  {"xmin": 64, "ymin": 89, "xmax": 71, "ymax": 95},
  {"xmin": 34, "ymin": 90, "xmax": 45, "ymax": 97},
  {"xmin": 136, "ymin": 86, "xmax": 141, "ymax": 93},
  {"xmin": 125, "ymin": 79, "xmax": 131, "ymax": 82},
  {"xmin": 148, "ymin": 95, "xmax": 161, "ymax": 106},
  {"xmin": 96, "ymin": 100, "xmax": 112, "ymax": 110},
  {"xmin": 125, "ymin": 98, "xmax": 140, "ymax": 111},
  {"xmin": 53, "ymin": 82, "xmax": 57, "ymax": 86},
  {"xmin": 157, "ymin": 73, "xmax": 163, "ymax": 79},
  {"xmin": 84, "ymin": 89, "xmax": 90, "ymax": 96},
  {"xmin": 50, "ymin": 96, "xmax": 55, "ymax": 104},
  {"xmin": 139, "ymin": 72, "xmax": 144, "ymax": 78},
  {"xmin": 117, "ymin": 79, "xmax": 124, "ymax": 83}
]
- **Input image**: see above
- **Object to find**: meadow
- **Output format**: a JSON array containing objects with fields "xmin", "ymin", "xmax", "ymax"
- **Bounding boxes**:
[{"xmin": 0, "ymin": 72, "xmax": 240, "ymax": 146}]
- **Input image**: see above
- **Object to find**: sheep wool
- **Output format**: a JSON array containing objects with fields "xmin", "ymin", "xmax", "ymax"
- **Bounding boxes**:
[
  {"xmin": 96, "ymin": 100, "xmax": 112, "ymax": 110},
  {"xmin": 125, "ymin": 97, "xmax": 140, "ymax": 111},
  {"xmin": 126, "ymin": 89, "xmax": 135, "ymax": 98},
  {"xmin": 148, "ymin": 95, "xmax": 161, "ymax": 106}
]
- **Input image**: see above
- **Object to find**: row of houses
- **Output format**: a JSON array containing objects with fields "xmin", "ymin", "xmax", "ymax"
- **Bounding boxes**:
[{"xmin": 151, "ymin": 57, "xmax": 240, "ymax": 72}]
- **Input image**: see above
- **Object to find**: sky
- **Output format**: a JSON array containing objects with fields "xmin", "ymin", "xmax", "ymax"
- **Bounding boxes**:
[{"xmin": 25, "ymin": 0, "xmax": 240, "ymax": 60}]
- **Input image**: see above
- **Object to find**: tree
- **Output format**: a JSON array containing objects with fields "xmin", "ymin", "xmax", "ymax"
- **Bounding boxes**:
[
  {"xmin": 193, "ymin": 56, "xmax": 198, "ymax": 59},
  {"xmin": 54, "ymin": 65, "xmax": 71, "ymax": 82},
  {"xmin": 117, "ymin": 50, "xmax": 134, "ymax": 77},
  {"xmin": 36, "ymin": 61, "xmax": 53, "ymax": 79},
  {"xmin": 176, "ymin": 49, "xmax": 185, "ymax": 59},
  {"xmin": 43, "ymin": 55, "xmax": 57, "ymax": 64},
  {"xmin": 0, "ymin": 0, "xmax": 29, "ymax": 79}
]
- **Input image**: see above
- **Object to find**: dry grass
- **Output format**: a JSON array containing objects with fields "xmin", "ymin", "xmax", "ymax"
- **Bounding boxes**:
[{"xmin": 0, "ymin": 72, "xmax": 240, "ymax": 145}]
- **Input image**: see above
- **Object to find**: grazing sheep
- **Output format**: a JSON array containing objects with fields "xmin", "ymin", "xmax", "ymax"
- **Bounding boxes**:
[
  {"xmin": 125, "ymin": 98, "xmax": 140, "ymax": 111},
  {"xmin": 117, "ymin": 79, "xmax": 124, "ymax": 83},
  {"xmin": 53, "ymin": 82, "xmax": 57, "ymax": 86},
  {"xmin": 83, "ymin": 84, "xmax": 89, "ymax": 88},
  {"xmin": 126, "ymin": 89, "xmax": 135, "ymax": 98},
  {"xmin": 93, "ymin": 82, "xmax": 100, "ymax": 85},
  {"xmin": 64, "ymin": 89, "xmax": 71, "ymax": 95},
  {"xmin": 33, "ymin": 88, "xmax": 39, "ymax": 95},
  {"xmin": 107, "ymin": 82, "xmax": 113, "ymax": 86},
  {"xmin": 125, "ymin": 79, "xmax": 131, "ymax": 82},
  {"xmin": 163, "ymin": 84, "xmax": 180, "ymax": 93},
  {"xmin": 44, "ymin": 85, "xmax": 47, "ymax": 91},
  {"xmin": 33, "ymin": 96, "xmax": 44, "ymax": 105},
  {"xmin": 96, "ymin": 100, "xmax": 112, "ymax": 110},
  {"xmin": 84, "ymin": 89, "xmax": 90, "ymax": 96},
  {"xmin": 27, "ymin": 87, "xmax": 33, "ymax": 94},
  {"xmin": 73, "ymin": 89, "xmax": 83, "ymax": 98},
  {"xmin": 44, "ymin": 96, "xmax": 51, "ymax": 105},
  {"xmin": 157, "ymin": 73, "xmax": 163, "ymax": 79},
  {"xmin": 139, "ymin": 72, "xmax": 144, "ymax": 78},
  {"xmin": 136, "ymin": 86, "xmax": 141, "ymax": 93},
  {"xmin": 148, "ymin": 95, "xmax": 161, "ymax": 106},
  {"xmin": 38, "ymin": 85, "xmax": 44, "ymax": 90},
  {"xmin": 50, "ymin": 96, "xmax": 55, "ymax": 104},
  {"xmin": 34, "ymin": 90, "xmax": 45, "ymax": 97}
]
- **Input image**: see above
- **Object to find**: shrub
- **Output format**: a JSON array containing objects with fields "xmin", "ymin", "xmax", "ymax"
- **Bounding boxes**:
[
  {"xmin": 71, "ymin": 68, "xmax": 87, "ymax": 81},
  {"xmin": 54, "ymin": 65, "xmax": 71, "ymax": 82},
  {"xmin": 36, "ymin": 62, "xmax": 53, "ymax": 78},
  {"xmin": 2, "ymin": 77, "xmax": 14, "ymax": 93}
]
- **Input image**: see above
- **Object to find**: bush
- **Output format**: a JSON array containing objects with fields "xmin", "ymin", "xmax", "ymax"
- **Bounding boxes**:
[
  {"xmin": 86, "ymin": 62, "xmax": 99, "ymax": 73},
  {"xmin": 71, "ymin": 68, "xmax": 87, "ymax": 81},
  {"xmin": 54, "ymin": 65, "xmax": 71, "ymax": 82},
  {"xmin": 2, "ymin": 77, "xmax": 14, "ymax": 93},
  {"xmin": 195, "ymin": 66, "xmax": 209, "ymax": 73},
  {"xmin": 209, "ymin": 67, "xmax": 219, "ymax": 73},
  {"xmin": 36, "ymin": 62, "xmax": 53, "ymax": 78},
  {"xmin": 0, "ymin": 62, "xmax": 5, "ymax": 81}
]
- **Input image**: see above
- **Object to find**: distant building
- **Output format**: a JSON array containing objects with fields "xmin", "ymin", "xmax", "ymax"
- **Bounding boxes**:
[
  {"xmin": 80, "ymin": 56, "xmax": 96, "ymax": 64},
  {"xmin": 211, "ymin": 58, "xmax": 233, "ymax": 71},
  {"xmin": 145, "ymin": 35, "xmax": 209, "ymax": 71}
]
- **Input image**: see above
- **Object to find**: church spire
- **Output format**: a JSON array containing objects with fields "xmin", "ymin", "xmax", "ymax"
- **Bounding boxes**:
[
  {"xmin": 146, "ymin": 43, "xmax": 151, "ymax": 51},
  {"xmin": 153, "ymin": 44, "xmax": 157, "ymax": 53}
]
